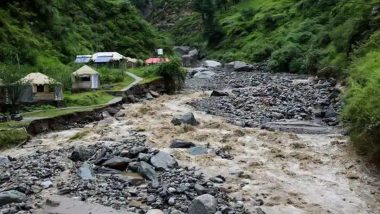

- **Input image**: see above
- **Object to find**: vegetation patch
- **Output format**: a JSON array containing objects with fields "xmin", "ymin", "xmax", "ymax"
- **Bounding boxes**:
[{"xmin": 0, "ymin": 129, "xmax": 29, "ymax": 150}]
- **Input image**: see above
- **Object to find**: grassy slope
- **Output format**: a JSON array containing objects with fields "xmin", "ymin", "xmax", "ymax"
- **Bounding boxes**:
[
  {"xmin": 0, "ymin": 0, "xmax": 170, "ymax": 87},
  {"xmin": 163, "ymin": 0, "xmax": 380, "ymax": 157}
]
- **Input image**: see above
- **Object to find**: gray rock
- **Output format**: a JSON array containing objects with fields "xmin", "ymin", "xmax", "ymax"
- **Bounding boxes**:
[
  {"xmin": 203, "ymin": 60, "xmax": 222, "ymax": 68},
  {"xmin": 227, "ymin": 61, "xmax": 254, "ymax": 72},
  {"xmin": 147, "ymin": 209, "xmax": 164, "ymax": 214},
  {"xmin": 168, "ymin": 197, "xmax": 176, "ymax": 205},
  {"xmin": 170, "ymin": 139, "xmax": 196, "ymax": 148},
  {"xmin": 0, "ymin": 190, "xmax": 26, "ymax": 206},
  {"xmin": 102, "ymin": 157, "xmax": 132, "ymax": 170},
  {"xmin": 194, "ymin": 184, "xmax": 208, "ymax": 195},
  {"xmin": 70, "ymin": 147, "xmax": 94, "ymax": 162},
  {"xmin": 146, "ymin": 92, "xmax": 154, "ymax": 100},
  {"xmin": 189, "ymin": 147, "xmax": 208, "ymax": 155},
  {"xmin": 0, "ymin": 156, "xmax": 10, "ymax": 166},
  {"xmin": 173, "ymin": 46, "xmax": 191, "ymax": 55},
  {"xmin": 138, "ymin": 161, "xmax": 158, "ymax": 183},
  {"xmin": 150, "ymin": 90, "xmax": 160, "ymax": 98},
  {"xmin": 114, "ymin": 111, "xmax": 125, "ymax": 118},
  {"xmin": 182, "ymin": 49, "xmax": 199, "ymax": 67},
  {"xmin": 79, "ymin": 162, "xmax": 95, "ymax": 180},
  {"xmin": 138, "ymin": 153, "xmax": 152, "ymax": 162},
  {"xmin": 193, "ymin": 71, "xmax": 216, "ymax": 79},
  {"xmin": 171, "ymin": 112, "xmax": 199, "ymax": 126},
  {"xmin": 188, "ymin": 194, "xmax": 217, "ymax": 214},
  {"xmin": 210, "ymin": 175, "xmax": 225, "ymax": 183},
  {"xmin": 41, "ymin": 180, "xmax": 53, "ymax": 189},
  {"xmin": 150, "ymin": 151, "xmax": 178, "ymax": 170},
  {"xmin": 210, "ymin": 90, "xmax": 228, "ymax": 97}
]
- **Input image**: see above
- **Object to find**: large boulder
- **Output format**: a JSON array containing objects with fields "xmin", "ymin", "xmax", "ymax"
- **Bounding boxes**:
[
  {"xmin": 182, "ymin": 49, "xmax": 199, "ymax": 67},
  {"xmin": 210, "ymin": 90, "xmax": 229, "ymax": 97},
  {"xmin": 102, "ymin": 157, "xmax": 132, "ymax": 170},
  {"xmin": 193, "ymin": 71, "xmax": 216, "ymax": 80},
  {"xmin": 170, "ymin": 139, "xmax": 196, "ymax": 148},
  {"xmin": 150, "ymin": 151, "xmax": 178, "ymax": 170},
  {"xmin": 79, "ymin": 162, "xmax": 95, "ymax": 180},
  {"xmin": 188, "ymin": 67, "xmax": 210, "ymax": 78},
  {"xmin": 0, "ymin": 190, "xmax": 27, "ymax": 206},
  {"xmin": 203, "ymin": 60, "xmax": 222, "ymax": 69},
  {"xmin": 173, "ymin": 46, "xmax": 191, "ymax": 55},
  {"xmin": 188, "ymin": 194, "xmax": 217, "ymax": 214},
  {"xmin": 171, "ymin": 113, "xmax": 199, "ymax": 126},
  {"xmin": 138, "ymin": 161, "xmax": 158, "ymax": 183},
  {"xmin": 226, "ymin": 61, "xmax": 254, "ymax": 72},
  {"xmin": 70, "ymin": 147, "xmax": 95, "ymax": 162},
  {"xmin": 0, "ymin": 156, "xmax": 10, "ymax": 166}
]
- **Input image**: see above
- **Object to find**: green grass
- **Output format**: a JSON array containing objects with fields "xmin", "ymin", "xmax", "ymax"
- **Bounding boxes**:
[
  {"xmin": 112, "ymin": 75, "xmax": 135, "ymax": 90},
  {"xmin": 22, "ymin": 105, "xmax": 100, "ymax": 118},
  {"xmin": 0, "ymin": 129, "xmax": 29, "ymax": 150},
  {"xmin": 129, "ymin": 66, "xmax": 162, "ymax": 84},
  {"xmin": 64, "ymin": 91, "xmax": 114, "ymax": 107}
]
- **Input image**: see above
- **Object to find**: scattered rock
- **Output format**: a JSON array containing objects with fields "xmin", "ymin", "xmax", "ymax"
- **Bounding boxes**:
[
  {"xmin": 79, "ymin": 162, "xmax": 95, "ymax": 180},
  {"xmin": 147, "ymin": 209, "xmax": 164, "ymax": 214},
  {"xmin": 193, "ymin": 71, "xmax": 216, "ymax": 79},
  {"xmin": 170, "ymin": 139, "xmax": 196, "ymax": 148},
  {"xmin": 210, "ymin": 90, "xmax": 228, "ymax": 97},
  {"xmin": 0, "ymin": 156, "xmax": 10, "ymax": 166},
  {"xmin": 210, "ymin": 175, "xmax": 225, "ymax": 184},
  {"xmin": 189, "ymin": 147, "xmax": 208, "ymax": 155},
  {"xmin": 102, "ymin": 157, "xmax": 132, "ymax": 170},
  {"xmin": 203, "ymin": 60, "xmax": 222, "ymax": 69},
  {"xmin": 41, "ymin": 180, "xmax": 53, "ymax": 189},
  {"xmin": 194, "ymin": 184, "xmax": 209, "ymax": 195},
  {"xmin": 0, "ymin": 190, "xmax": 27, "ymax": 206},
  {"xmin": 226, "ymin": 61, "xmax": 254, "ymax": 72},
  {"xmin": 171, "ymin": 112, "xmax": 199, "ymax": 126},
  {"xmin": 149, "ymin": 90, "xmax": 160, "ymax": 98},
  {"xmin": 189, "ymin": 194, "xmax": 217, "ymax": 214},
  {"xmin": 70, "ymin": 147, "xmax": 94, "ymax": 162},
  {"xmin": 138, "ymin": 161, "xmax": 158, "ymax": 183},
  {"xmin": 150, "ymin": 151, "xmax": 178, "ymax": 170}
]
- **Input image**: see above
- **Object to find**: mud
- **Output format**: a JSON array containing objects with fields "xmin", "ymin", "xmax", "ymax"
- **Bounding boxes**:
[{"xmin": 3, "ymin": 90, "xmax": 379, "ymax": 213}]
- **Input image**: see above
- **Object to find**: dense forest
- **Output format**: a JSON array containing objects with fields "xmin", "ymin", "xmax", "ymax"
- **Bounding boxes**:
[{"xmin": 0, "ymin": 0, "xmax": 170, "ymax": 84}]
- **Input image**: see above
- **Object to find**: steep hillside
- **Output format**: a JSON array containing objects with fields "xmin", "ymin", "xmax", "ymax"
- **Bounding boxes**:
[
  {"xmin": 0, "ymin": 0, "xmax": 170, "ymax": 82},
  {"xmin": 146, "ymin": 0, "xmax": 380, "ymax": 159}
]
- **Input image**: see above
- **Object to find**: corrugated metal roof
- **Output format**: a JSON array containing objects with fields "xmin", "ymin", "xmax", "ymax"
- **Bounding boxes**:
[
  {"xmin": 92, "ymin": 52, "xmax": 125, "ymax": 62},
  {"xmin": 75, "ymin": 55, "xmax": 92, "ymax": 63},
  {"xmin": 94, "ymin": 56, "xmax": 113, "ymax": 63}
]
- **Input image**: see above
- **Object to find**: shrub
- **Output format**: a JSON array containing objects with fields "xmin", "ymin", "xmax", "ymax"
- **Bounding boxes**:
[
  {"xmin": 268, "ymin": 43, "xmax": 303, "ymax": 72},
  {"xmin": 342, "ymin": 51, "xmax": 380, "ymax": 160},
  {"xmin": 240, "ymin": 8, "xmax": 255, "ymax": 21},
  {"xmin": 153, "ymin": 60, "xmax": 186, "ymax": 93}
]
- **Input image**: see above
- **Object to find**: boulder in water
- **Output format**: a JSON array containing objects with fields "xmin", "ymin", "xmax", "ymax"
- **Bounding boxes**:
[
  {"xmin": 171, "ymin": 112, "xmax": 199, "ymax": 126},
  {"xmin": 188, "ymin": 194, "xmax": 217, "ymax": 214}
]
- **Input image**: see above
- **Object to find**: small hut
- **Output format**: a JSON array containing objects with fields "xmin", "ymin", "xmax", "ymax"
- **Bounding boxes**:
[
  {"xmin": 18, "ymin": 73, "xmax": 63, "ymax": 103},
  {"xmin": 72, "ymin": 65, "xmax": 100, "ymax": 91}
]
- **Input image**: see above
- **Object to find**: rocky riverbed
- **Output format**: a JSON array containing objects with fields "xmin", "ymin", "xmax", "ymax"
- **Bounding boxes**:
[
  {"xmin": 187, "ymin": 69, "xmax": 342, "ymax": 130},
  {"xmin": 0, "ymin": 68, "xmax": 379, "ymax": 214}
]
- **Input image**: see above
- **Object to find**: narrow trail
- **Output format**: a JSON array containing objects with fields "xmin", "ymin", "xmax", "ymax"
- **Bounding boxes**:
[
  {"xmin": 122, "ymin": 71, "xmax": 144, "ymax": 92},
  {"xmin": 5, "ymin": 91, "xmax": 380, "ymax": 213}
]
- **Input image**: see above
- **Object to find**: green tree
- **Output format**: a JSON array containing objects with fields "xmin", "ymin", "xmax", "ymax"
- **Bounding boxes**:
[{"xmin": 192, "ymin": 0, "xmax": 224, "ymax": 45}]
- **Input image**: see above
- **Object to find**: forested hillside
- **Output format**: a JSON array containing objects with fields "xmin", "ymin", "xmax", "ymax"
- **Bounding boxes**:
[
  {"xmin": 0, "ymin": 0, "xmax": 169, "ymax": 82},
  {"xmin": 134, "ymin": 0, "xmax": 380, "ymax": 159}
]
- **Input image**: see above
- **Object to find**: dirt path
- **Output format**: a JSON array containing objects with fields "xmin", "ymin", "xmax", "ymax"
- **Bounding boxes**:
[{"xmin": 4, "ymin": 91, "xmax": 380, "ymax": 213}]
